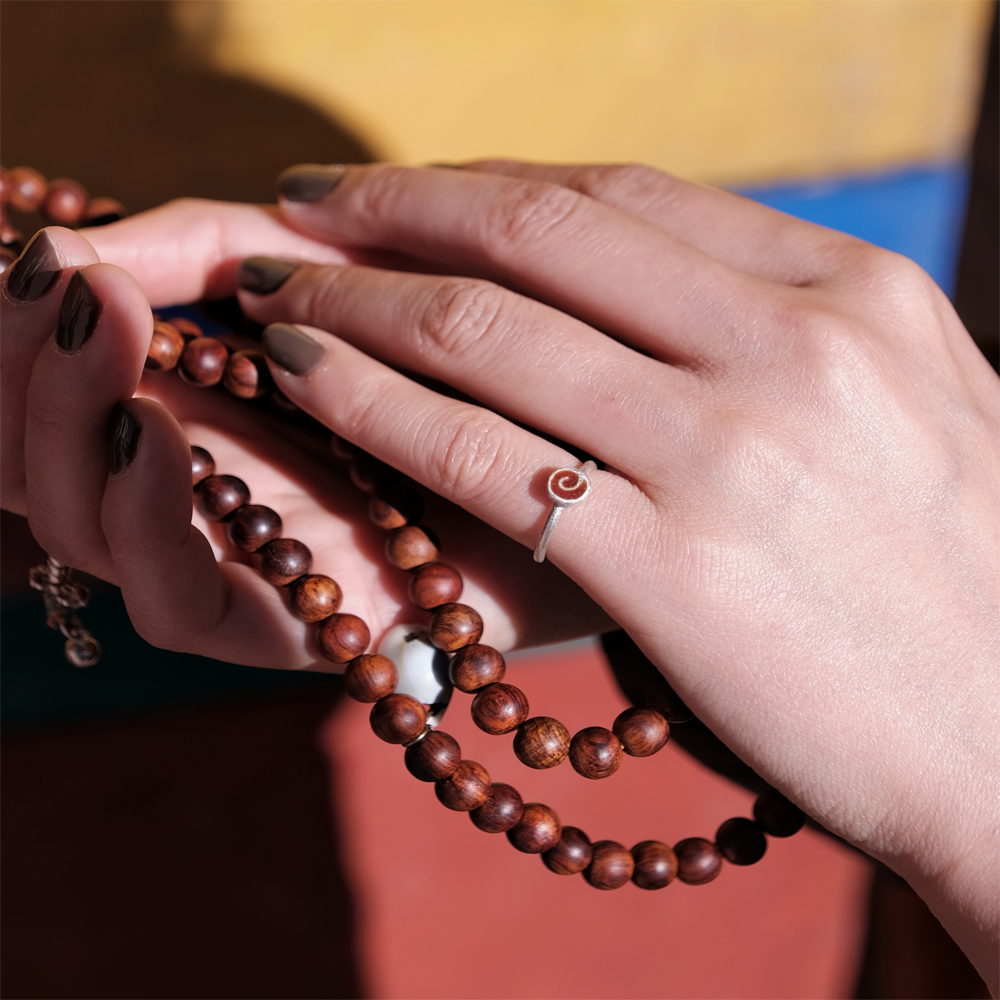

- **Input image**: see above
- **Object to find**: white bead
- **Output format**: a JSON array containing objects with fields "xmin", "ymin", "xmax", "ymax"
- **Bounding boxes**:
[{"xmin": 378, "ymin": 623, "xmax": 452, "ymax": 727}]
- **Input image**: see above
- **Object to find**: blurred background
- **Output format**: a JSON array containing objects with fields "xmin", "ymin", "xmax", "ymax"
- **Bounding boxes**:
[{"xmin": 2, "ymin": 2, "xmax": 996, "ymax": 998}]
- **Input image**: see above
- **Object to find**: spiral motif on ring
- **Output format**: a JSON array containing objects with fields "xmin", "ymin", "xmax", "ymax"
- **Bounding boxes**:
[{"xmin": 548, "ymin": 468, "xmax": 591, "ymax": 503}]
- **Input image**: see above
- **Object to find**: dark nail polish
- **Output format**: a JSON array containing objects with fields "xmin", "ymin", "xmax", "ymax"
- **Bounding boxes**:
[
  {"xmin": 108, "ymin": 402, "xmax": 141, "ymax": 476},
  {"xmin": 261, "ymin": 323, "xmax": 327, "ymax": 376},
  {"xmin": 6, "ymin": 229, "xmax": 61, "ymax": 302},
  {"xmin": 56, "ymin": 270, "xmax": 101, "ymax": 353},
  {"xmin": 277, "ymin": 164, "xmax": 345, "ymax": 203},
  {"xmin": 238, "ymin": 256, "xmax": 299, "ymax": 295}
]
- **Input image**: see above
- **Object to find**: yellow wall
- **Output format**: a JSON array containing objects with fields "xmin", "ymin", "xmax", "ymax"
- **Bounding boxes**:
[{"xmin": 180, "ymin": 0, "xmax": 993, "ymax": 186}]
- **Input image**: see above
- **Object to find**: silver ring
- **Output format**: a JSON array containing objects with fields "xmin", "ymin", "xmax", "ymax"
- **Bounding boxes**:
[{"xmin": 533, "ymin": 461, "xmax": 597, "ymax": 564}]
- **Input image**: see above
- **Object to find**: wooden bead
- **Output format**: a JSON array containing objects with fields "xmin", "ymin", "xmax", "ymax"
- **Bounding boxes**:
[
  {"xmin": 41, "ymin": 178, "xmax": 87, "ymax": 225},
  {"xmin": 258, "ymin": 538, "xmax": 312, "ymax": 586},
  {"xmin": 317, "ymin": 612, "xmax": 370, "ymax": 663},
  {"xmin": 507, "ymin": 802, "xmax": 561, "ymax": 854},
  {"xmin": 408, "ymin": 562, "xmax": 463, "ymax": 610},
  {"xmin": 369, "ymin": 482, "xmax": 424, "ymax": 530},
  {"xmin": 674, "ymin": 837, "xmax": 723, "ymax": 885},
  {"xmin": 429, "ymin": 602, "xmax": 483, "ymax": 651},
  {"xmin": 81, "ymin": 196, "xmax": 125, "ymax": 226},
  {"xmin": 385, "ymin": 525, "xmax": 439, "ymax": 570},
  {"xmin": 584, "ymin": 841, "xmax": 634, "ymax": 890},
  {"xmin": 470, "ymin": 782, "xmax": 523, "ymax": 833},
  {"xmin": 405, "ymin": 730, "xmax": 461, "ymax": 782},
  {"xmin": 435, "ymin": 759, "xmax": 490, "ymax": 811},
  {"xmin": 753, "ymin": 789, "xmax": 805, "ymax": 838},
  {"xmin": 227, "ymin": 504, "xmax": 282, "ymax": 552},
  {"xmin": 8, "ymin": 166, "xmax": 47, "ymax": 212},
  {"xmin": 169, "ymin": 316, "xmax": 203, "ymax": 341},
  {"xmin": 542, "ymin": 827, "xmax": 593, "ymax": 875},
  {"xmin": 569, "ymin": 726, "xmax": 623, "ymax": 780},
  {"xmin": 630, "ymin": 840, "xmax": 678, "ymax": 890},
  {"xmin": 612, "ymin": 707, "xmax": 670, "ymax": 757},
  {"xmin": 716, "ymin": 817, "xmax": 767, "ymax": 866},
  {"xmin": 471, "ymin": 682, "xmax": 529, "ymax": 735},
  {"xmin": 190, "ymin": 446, "xmax": 215, "ymax": 486},
  {"xmin": 179, "ymin": 336, "xmax": 228, "ymax": 387},
  {"xmin": 288, "ymin": 574, "xmax": 342, "ymax": 622},
  {"xmin": 513, "ymin": 716, "xmax": 570, "ymax": 769},
  {"xmin": 343, "ymin": 654, "xmax": 397, "ymax": 703},
  {"xmin": 223, "ymin": 349, "xmax": 273, "ymax": 399},
  {"xmin": 145, "ymin": 321, "xmax": 185, "ymax": 372},
  {"xmin": 330, "ymin": 434, "xmax": 359, "ymax": 460},
  {"xmin": 370, "ymin": 693, "xmax": 426, "ymax": 744},
  {"xmin": 194, "ymin": 475, "xmax": 250, "ymax": 521},
  {"xmin": 449, "ymin": 644, "xmax": 505, "ymax": 692},
  {"xmin": 350, "ymin": 452, "xmax": 400, "ymax": 492}
]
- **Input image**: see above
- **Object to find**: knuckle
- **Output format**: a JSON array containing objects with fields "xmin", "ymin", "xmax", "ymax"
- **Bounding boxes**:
[
  {"xmin": 351, "ymin": 163, "xmax": 409, "ymax": 224},
  {"xmin": 426, "ymin": 407, "xmax": 510, "ymax": 505},
  {"xmin": 487, "ymin": 180, "xmax": 586, "ymax": 248},
  {"xmin": 571, "ymin": 162, "xmax": 677, "ymax": 208},
  {"xmin": 415, "ymin": 279, "xmax": 508, "ymax": 360}
]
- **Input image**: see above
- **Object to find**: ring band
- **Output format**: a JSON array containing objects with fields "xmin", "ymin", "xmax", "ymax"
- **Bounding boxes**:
[{"xmin": 533, "ymin": 461, "xmax": 597, "ymax": 564}]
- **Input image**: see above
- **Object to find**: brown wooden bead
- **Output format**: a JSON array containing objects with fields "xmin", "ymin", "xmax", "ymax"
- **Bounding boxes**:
[
  {"xmin": 753, "ymin": 789, "xmax": 805, "ymax": 838},
  {"xmin": 288, "ymin": 574, "xmax": 342, "ymax": 622},
  {"xmin": 513, "ymin": 716, "xmax": 570, "ymax": 769},
  {"xmin": 190, "ymin": 446, "xmax": 215, "ymax": 486},
  {"xmin": 41, "ymin": 178, "xmax": 87, "ymax": 225},
  {"xmin": 613, "ymin": 707, "xmax": 670, "ymax": 757},
  {"xmin": 471, "ymin": 682, "xmax": 529, "ymax": 735},
  {"xmin": 194, "ymin": 475, "xmax": 250, "ymax": 521},
  {"xmin": 435, "ymin": 759, "xmax": 490, "ymax": 811},
  {"xmin": 258, "ymin": 538, "xmax": 312, "ymax": 586},
  {"xmin": 429, "ymin": 602, "xmax": 483, "ymax": 651},
  {"xmin": 8, "ymin": 167, "xmax": 47, "ymax": 212},
  {"xmin": 223, "ymin": 349, "xmax": 273, "ymax": 399},
  {"xmin": 507, "ymin": 802, "xmax": 561, "ymax": 854},
  {"xmin": 81, "ymin": 196, "xmax": 125, "ymax": 226},
  {"xmin": 449, "ymin": 643, "xmax": 505, "ymax": 692},
  {"xmin": 343, "ymin": 654, "xmax": 397, "ymax": 703},
  {"xmin": 385, "ymin": 525, "xmax": 439, "ymax": 570},
  {"xmin": 168, "ymin": 316, "xmax": 203, "ymax": 341},
  {"xmin": 470, "ymin": 782, "xmax": 523, "ymax": 833},
  {"xmin": 179, "ymin": 336, "xmax": 229, "ymax": 387},
  {"xmin": 542, "ymin": 827, "xmax": 593, "ymax": 875},
  {"xmin": 630, "ymin": 840, "xmax": 678, "ymax": 890},
  {"xmin": 715, "ymin": 817, "xmax": 767, "ymax": 866},
  {"xmin": 569, "ymin": 726, "xmax": 623, "ymax": 780},
  {"xmin": 370, "ymin": 693, "xmax": 426, "ymax": 744},
  {"xmin": 144, "ymin": 321, "xmax": 185, "ymax": 372},
  {"xmin": 350, "ymin": 452, "xmax": 401, "ymax": 492},
  {"xmin": 407, "ymin": 562, "xmax": 463, "ymax": 610},
  {"xmin": 674, "ymin": 837, "xmax": 723, "ymax": 885},
  {"xmin": 584, "ymin": 840, "xmax": 634, "ymax": 890},
  {"xmin": 227, "ymin": 504, "xmax": 282, "ymax": 552},
  {"xmin": 330, "ymin": 434, "xmax": 359, "ymax": 460},
  {"xmin": 368, "ymin": 481, "xmax": 424, "ymax": 530},
  {"xmin": 317, "ymin": 612, "xmax": 370, "ymax": 662},
  {"xmin": 405, "ymin": 730, "xmax": 461, "ymax": 782}
]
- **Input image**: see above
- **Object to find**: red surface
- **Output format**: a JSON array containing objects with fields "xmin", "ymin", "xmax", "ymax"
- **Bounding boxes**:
[{"xmin": 322, "ymin": 639, "xmax": 872, "ymax": 999}]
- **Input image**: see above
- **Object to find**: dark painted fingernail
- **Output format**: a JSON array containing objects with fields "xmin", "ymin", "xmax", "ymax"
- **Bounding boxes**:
[
  {"xmin": 261, "ymin": 323, "xmax": 326, "ymax": 376},
  {"xmin": 237, "ymin": 256, "xmax": 299, "ymax": 295},
  {"xmin": 108, "ymin": 402, "xmax": 141, "ymax": 476},
  {"xmin": 6, "ymin": 229, "xmax": 61, "ymax": 302},
  {"xmin": 277, "ymin": 164, "xmax": 345, "ymax": 203},
  {"xmin": 55, "ymin": 270, "xmax": 101, "ymax": 353}
]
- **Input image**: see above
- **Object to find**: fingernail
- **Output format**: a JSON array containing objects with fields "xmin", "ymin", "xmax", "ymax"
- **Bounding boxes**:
[
  {"xmin": 261, "ymin": 323, "xmax": 326, "ymax": 376},
  {"xmin": 108, "ymin": 402, "xmax": 141, "ymax": 476},
  {"xmin": 55, "ymin": 270, "xmax": 101, "ymax": 353},
  {"xmin": 277, "ymin": 164, "xmax": 345, "ymax": 203},
  {"xmin": 237, "ymin": 256, "xmax": 299, "ymax": 295},
  {"xmin": 6, "ymin": 229, "xmax": 61, "ymax": 302}
]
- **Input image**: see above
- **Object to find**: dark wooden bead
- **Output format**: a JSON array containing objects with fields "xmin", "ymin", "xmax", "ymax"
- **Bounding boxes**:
[
  {"xmin": 169, "ymin": 316, "xmax": 203, "ymax": 341},
  {"xmin": 507, "ymin": 802, "xmax": 561, "ymax": 854},
  {"xmin": 194, "ymin": 475, "xmax": 250, "ymax": 521},
  {"xmin": 190, "ymin": 446, "xmax": 215, "ymax": 486},
  {"xmin": 407, "ymin": 562, "xmax": 463, "ymax": 610},
  {"xmin": 270, "ymin": 389, "xmax": 299, "ymax": 412},
  {"xmin": 350, "ymin": 452, "xmax": 401, "ymax": 492},
  {"xmin": 753, "ymin": 789, "xmax": 805, "ymax": 838},
  {"xmin": 716, "ymin": 817, "xmax": 768, "ymax": 866},
  {"xmin": 471, "ymin": 682, "xmax": 528, "ymax": 735},
  {"xmin": 81, "ymin": 196, "xmax": 125, "ymax": 226},
  {"xmin": 470, "ymin": 782, "xmax": 523, "ymax": 833},
  {"xmin": 343, "ymin": 654, "xmax": 397, "ymax": 703},
  {"xmin": 674, "ymin": 837, "xmax": 723, "ymax": 885},
  {"xmin": 405, "ymin": 730, "xmax": 461, "ymax": 782},
  {"xmin": 317, "ymin": 612, "xmax": 370, "ymax": 662},
  {"xmin": 429, "ymin": 602, "xmax": 483, "ymax": 651},
  {"xmin": 630, "ymin": 840, "xmax": 678, "ymax": 890},
  {"xmin": 223, "ymin": 349, "xmax": 273, "ymax": 399},
  {"xmin": 613, "ymin": 707, "xmax": 670, "ymax": 757},
  {"xmin": 435, "ymin": 759, "xmax": 490, "ymax": 811},
  {"xmin": 542, "ymin": 827, "xmax": 593, "ymax": 875},
  {"xmin": 258, "ymin": 538, "xmax": 312, "ymax": 586},
  {"xmin": 288, "ymin": 574, "xmax": 342, "ymax": 622},
  {"xmin": 41, "ymin": 178, "xmax": 87, "ymax": 225},
  {"xmin": 584, "ymin": 841, "xmax": 634, "ymax": 890},
  {"xmin": 370, "ymin": 693, "xmax": 426, "ymax": 744},
  {"xmin": 569, "ymin": 726, "xmax": 623, "ymax": 780},
  {"xmin": 369, "ymin": 481, "xmax": 424, "ymax": 530},
  {"xmin": 144, "ymin": 321, "xmax": 185, "ymax": 372},
  {"xmin": 8, "ymin": 167, "xmax": 47, "ymax": 212},
  {"xmin": 179, "ymin": 336, "xmax": 229, "ymax": 387},
  {"xmin": 513, "ymin": 716, "xmax": 570, "ymax": 769},
  {"xmin": 330, "ymin": 434, "xmax": 360, "ymax": 460},
  {"xmin": 227, "ymin": 504, "xmax": 282, "ymax": 552},
  {"xmin": 449, "ymin": 644, "xmax": 505, "ymax": 692},
  {"xmin": 385, "ymin": 525, "xmax": 440, "ymax": 570}
]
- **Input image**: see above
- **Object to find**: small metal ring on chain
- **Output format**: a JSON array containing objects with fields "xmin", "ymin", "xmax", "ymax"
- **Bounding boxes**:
[{"xmin": 533, "ymin": 461, "xmax": 598, "ymax": 564}]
